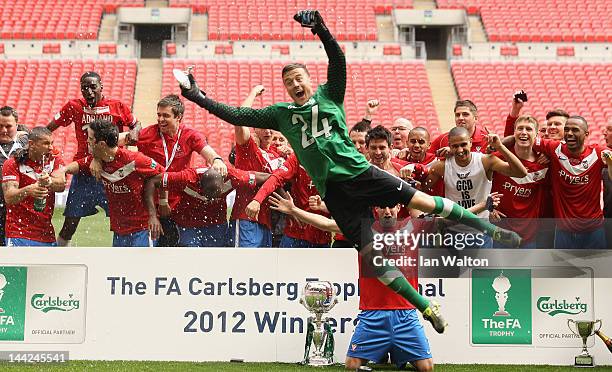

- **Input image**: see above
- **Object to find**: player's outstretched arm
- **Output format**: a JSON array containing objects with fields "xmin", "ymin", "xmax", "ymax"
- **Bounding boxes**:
[
  {"xmin": 269, "ymin": 192, "xmax": 341, "ymax": 234},
  {"xmin": 180, "ymin": 74, "xmax": 278, "ymax": 130},
  {"xmin": 294, "ymin": 10, "xmax": 346, "ymax": 103},
  {"xmin": 235, "ymin": 85, "xmax": 266, "ymax": 146},
  {"xmin": 485, "ymin": 133, "xmax": 528, "ymax": 178}
]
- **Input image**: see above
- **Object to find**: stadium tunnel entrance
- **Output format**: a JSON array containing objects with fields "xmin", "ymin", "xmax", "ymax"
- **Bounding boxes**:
[
  {"xmin": 135, "ymin": 24, "xmax": 172, "ymax": 58},
  {"xmin": 414, "ymin": 26, "xmax": 453, "ymax": 60},
  {"xmin": 116, "ymin": 7, "xmax": 191, "ymax": 58},
  {"xmin": 394, "ymin": 9, "xmax": 467, "ymax": 60}
]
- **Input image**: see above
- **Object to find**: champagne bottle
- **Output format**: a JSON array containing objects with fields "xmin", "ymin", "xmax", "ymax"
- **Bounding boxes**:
[
  {"xmin": 33, "ymin": 171, "xmax": 49, "ymax": 212},
  {"xmin": 595, "ymin": 330, "xmax": 612, "ymax": 353}
]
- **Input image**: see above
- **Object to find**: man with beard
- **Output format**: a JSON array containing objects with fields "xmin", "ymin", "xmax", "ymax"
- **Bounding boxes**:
[
  {"xmin": 529, "ymin": 116, "xmax": 612, "ymax": 248},
  {"xmin": 425, "ymin": 127, "xmax": 527, "ymax": 248},
  {"xmin": 0, "ymin": 106, "xmax": 29, "ymax": 245}
]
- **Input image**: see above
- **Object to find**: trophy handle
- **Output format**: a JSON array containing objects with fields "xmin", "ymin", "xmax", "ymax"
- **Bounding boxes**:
[
  {"xmin": 593, "ymin": 320, "xmax": 602, "ymax": 335},
  {"xmin": 568, "ymin": 319, "xmax": 578, "ymax": 336}
]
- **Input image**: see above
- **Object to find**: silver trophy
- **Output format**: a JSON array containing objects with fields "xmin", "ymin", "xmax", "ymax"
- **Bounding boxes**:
[
  {"xmin": 299, "ymin": 281, "xmax": 338, "ymax": 366},
  {"xmin": 568, "ymin": 319, "xmax": 602, "ymax": 367}
]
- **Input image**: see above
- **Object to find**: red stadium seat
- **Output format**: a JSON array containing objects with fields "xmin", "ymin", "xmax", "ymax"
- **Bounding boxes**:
[
  {"xmin": 500, "ymin": 45, "xmax": 518, "ymax": 57},
  {"xmin": 437, "ymin": 0, "xmax": 611, "ymax": 42},
  {"xmin": 451, "ymin": 61, "xmax": 612, "ymax": 146},
  {"xmin": 166, "ymin": 43, "xmax": 177, "ymax": 56},
  {"xmin": 452, "ymin": 44, "xmax": 463, "ymax": 57}
]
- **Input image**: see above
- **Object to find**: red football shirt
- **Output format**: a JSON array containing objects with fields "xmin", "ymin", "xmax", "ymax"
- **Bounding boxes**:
[
  {"xmin": 492, "ymin": 149, "xmax": 549, "ymax": 242},
  {"xmin": 163, "ymin": 166, "xmax": 257, "ymax": 228},
  {"xmin": 137, "ymin": 124, "xmax": 208, "ymax": 208},
  {"xmin": 253, "ymin": 154, "xmax": 331, "ymax": 245},
  {"xmin": 533, "ymin": 138, "xmax": 606, "ymax": 232},
  {"xmin": 2, "ymin": 155, "xmax": 64, "ymax": 242},
  {"xmin": 503, "ymin": 115, "xmax": 555, "ymax": 218},
  {"xmin": 429, "ymin": 125, "xmax": 489, "ymax": 154},
  {"xmin": 359, "ymin": 218, "xmax": 419, "ymax": 310},
  {"xmin": 233, "ymin": 137, "xmax": 284, "ymax": 229},
  {"xmin": 54, "ymin": 97, "xmax": 137, "ymax": 160},
  {"xmin": 78, "ymin": 148, "xmax": 164, "ymax": 235}
]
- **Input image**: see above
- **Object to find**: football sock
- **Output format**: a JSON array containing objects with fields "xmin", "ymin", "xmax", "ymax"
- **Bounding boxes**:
[{"xmin": 432, "ymin": 196, "xmax": 497, "ymax": 236}]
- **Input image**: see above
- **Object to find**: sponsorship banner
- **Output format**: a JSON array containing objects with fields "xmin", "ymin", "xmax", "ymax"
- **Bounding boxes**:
[
  {"xmin": 471, "ymin": 269, "xmax": 532, "ymax": 345},
  {"xmin": 0, "ymin": 265, "xmax": 87, "ymax": 344},
  {"xmin": 0, "ymin": 248, "xmax": 610, "ymax": 365}
]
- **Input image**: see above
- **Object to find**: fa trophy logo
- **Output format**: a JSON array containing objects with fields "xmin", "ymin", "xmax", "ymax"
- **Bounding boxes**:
[{"xmin": 492, "ymin": 272, "xmax": 511, "ymax": 316}]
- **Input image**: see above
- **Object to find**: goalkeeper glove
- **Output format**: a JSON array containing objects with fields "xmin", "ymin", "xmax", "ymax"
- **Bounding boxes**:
[
  {"xmin": 293, "ymin": 10, "xmax": 328, "ymax": 35},
  {"xmin": 180, "ymin": 73, "xmax": 207, "ymax": 108}
]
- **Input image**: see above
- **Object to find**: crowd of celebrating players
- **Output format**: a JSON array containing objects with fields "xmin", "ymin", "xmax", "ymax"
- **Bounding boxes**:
[
  {"xmin": 2, "ymin": 76, "xmax": 610, "ymax": 249},
  {"xmin": 1, "ymin": 10, "xmax": 611, "ymax": 370}
]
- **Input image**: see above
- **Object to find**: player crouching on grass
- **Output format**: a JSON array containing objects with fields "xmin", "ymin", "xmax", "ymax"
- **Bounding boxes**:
[
  {"xmin": 268, "ymin": 193, "xmax": 434, "ymax": 371},
  {"xmin": 2, "ymin": 127, "xmax": 65, "ymax": 246},
  {"xmin": 56, "ymin": 119, "xmax": 164, "ymax": 247},
  {"xmin": 179, "ymin": 10, "xmax": 523, "ymax": 333}
]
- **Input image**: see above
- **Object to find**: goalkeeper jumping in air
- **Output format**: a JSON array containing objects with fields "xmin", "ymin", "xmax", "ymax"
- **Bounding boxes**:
[{"xmin": 179, "ymin": 10, "xmax": 522, "ymax": 333}]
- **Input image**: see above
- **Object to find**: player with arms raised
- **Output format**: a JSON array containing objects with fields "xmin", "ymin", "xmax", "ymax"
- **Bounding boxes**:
[{"xmin": 179, "ymin": 10, "xmax": 521, "ymax": 333}]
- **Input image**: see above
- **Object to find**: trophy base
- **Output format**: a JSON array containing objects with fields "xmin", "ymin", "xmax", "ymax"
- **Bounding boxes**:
[
  {"xmin": 493, "ymin": 311, "xmax": 510, "ymax": 316},
  {"xmin": 574, "ymin": 355, "xmax": 594, "ymax": 367},
  {"xmin": 306, "ymin": 357, "xmax": 334, "ymax": 367}
]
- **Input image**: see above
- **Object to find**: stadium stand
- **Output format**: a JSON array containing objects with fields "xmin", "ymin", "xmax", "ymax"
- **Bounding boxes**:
[
  {"xmin": 0, "ymin": 0, "xmax": 144, "ymax": 40},
  {"xmin": 451, "ymin": 61, "xmax": 612, "ymax": 143},
  {"xmin": 436, "ymin": 0, "xmax": 612, "ymax": 43},
  {"xmin": 0, "ymin": 59, "xmax": 138, "ymax": 162},
  {"xmin": 169, "ymin": 0, "xmax": 414, "ymax": 41},
  {"xmin": 162, "ymin": 59, "xmax": 440, "ymax": 156}
]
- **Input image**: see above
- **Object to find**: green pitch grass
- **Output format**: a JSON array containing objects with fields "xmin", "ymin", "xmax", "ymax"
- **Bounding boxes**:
[
  {"xmin": 52, "ymin": 207, "xmax": 112, "ymax": 247},
  {"xmin": 1, "ymin": 362, "xmax": 611, "ymax": 371}
]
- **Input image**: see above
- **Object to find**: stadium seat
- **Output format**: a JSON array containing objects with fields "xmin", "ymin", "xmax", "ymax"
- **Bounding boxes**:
[
  {"xmin": 437, "ymin": 0, "xmax": 612, "ymax": 43},
  {"xmin": 0, "ymin": 0, "xmax": 144, "ymax": 40},
  {"xmin": 169, "ymin": 0, "xmax": 401, "ymax": 41},
  {"xmin": 452, "ymin": 44, "xmax": 463, "ymax": 57},
  {"xmin": 451, "ymin": 61, "xmax": 612, "ymax": 145},
  {"xmin": 500, "ymin": 45, "xmax": 518, "ymax": 57},
  {"xmin": 166, "ymin": 43, "xmax": 177, "ymax": 56},
  {"xmin": 383, "ymin": 45, "xmax": 402, "ymax": 56},
  {"xmin": 99, "ymin": 44, "xmax": 117, "ymax": 55}
]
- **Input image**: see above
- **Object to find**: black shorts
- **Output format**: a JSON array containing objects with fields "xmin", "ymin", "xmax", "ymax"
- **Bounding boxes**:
[{"xmin": 323, "ymin": 165, "xmax": 417, "ymax": 250}]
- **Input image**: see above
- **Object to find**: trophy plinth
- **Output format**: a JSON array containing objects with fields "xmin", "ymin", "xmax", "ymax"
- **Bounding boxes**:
[
  {"xmin": 299, "ymin": 281, "xmax": 338, "ymax": 366},
  {"xmin": 568, "ymin": 319, "xmax": 602, "ymax": 368}
]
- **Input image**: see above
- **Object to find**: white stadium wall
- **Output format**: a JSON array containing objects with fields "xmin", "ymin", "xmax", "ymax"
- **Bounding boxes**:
[{"xmin": 0, "ymin": 248, "xmax": 611, "ymax": 366}]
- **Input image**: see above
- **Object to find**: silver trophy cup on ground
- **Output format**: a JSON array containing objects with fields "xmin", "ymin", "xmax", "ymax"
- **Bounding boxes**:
[
  {"xmin": 300, "ymin": 281, "xmax": 338, "ymax": 366},
  {"xmin": 568, "ymin": 319, "xmax": 602, "ymax": 367}
]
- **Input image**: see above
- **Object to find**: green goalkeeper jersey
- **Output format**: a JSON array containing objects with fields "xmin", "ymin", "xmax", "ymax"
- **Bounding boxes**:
[{"xmin": 199, "ymin": 30, "xmax": 370, "ymax": 197}]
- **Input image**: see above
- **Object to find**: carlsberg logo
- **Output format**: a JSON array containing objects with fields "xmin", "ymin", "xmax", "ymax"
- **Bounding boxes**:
[
  {"xmin": 31, "ymin": 294, "xmax": 80, "ymax": 313},
  {"xmin": 537, "ymin": 296, "xmax": 587, "ymax": 316}
]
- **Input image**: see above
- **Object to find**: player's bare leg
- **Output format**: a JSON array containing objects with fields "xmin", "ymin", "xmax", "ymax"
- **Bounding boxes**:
[{"xmin": 345, "ymin": 356, "xmax": 369, "ymax": 370}]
